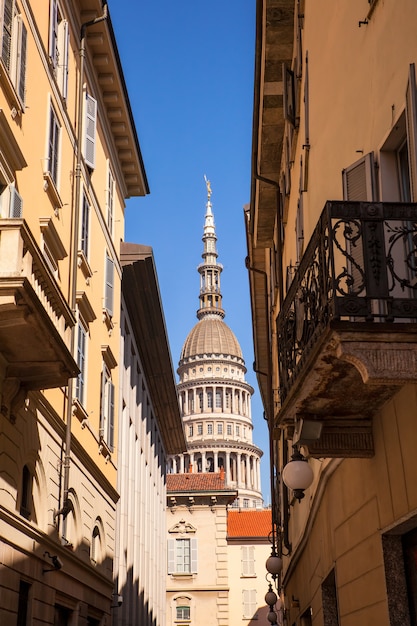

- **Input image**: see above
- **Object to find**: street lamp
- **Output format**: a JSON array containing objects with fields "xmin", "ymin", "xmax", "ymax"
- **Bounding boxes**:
[{"xmin": 282, "ymin": 445, "xmax": 314, "ymax": 501}]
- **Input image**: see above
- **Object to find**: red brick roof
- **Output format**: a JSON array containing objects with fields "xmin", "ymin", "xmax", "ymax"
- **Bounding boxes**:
[
  {"xmin": 227, "ymin": 509, "xmax": 272, "ymax": 538},
  {"xmin": 167, "ymin": 472, "xmax": 230, "ymax": 492}
]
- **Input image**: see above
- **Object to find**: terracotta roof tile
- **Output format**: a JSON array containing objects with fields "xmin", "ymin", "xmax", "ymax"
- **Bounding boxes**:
[
  {"xmin": 227, "ymin": 509, "xmax": 272, "ymax": 538},
  {"xmin": 167, "ymin": 472, "xmax": 230, "ymax": 492}
]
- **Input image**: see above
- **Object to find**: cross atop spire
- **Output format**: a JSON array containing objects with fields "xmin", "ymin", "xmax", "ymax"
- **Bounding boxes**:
[{"xmin": 197, "ymin": 177, "xmax": 225, "ymax": 320}]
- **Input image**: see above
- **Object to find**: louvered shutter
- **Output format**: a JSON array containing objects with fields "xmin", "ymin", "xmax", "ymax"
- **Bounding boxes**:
[
  {"xmin": 406, "ymin": 63, "xmax": 417, "ymax": 201},
  {"xmin": 190, "ymin": 537, "xmax": 198, "ymax": 573},
  {"xmin": 9, "ymin": 186, "xmax": 22, "ymax": 217},
  {"xmin": 16, "ymin": 16, "xmax": 26, "ymax": 105},
  {"xmin": 48, "ymin": 0, "xmax": 57, "ymax": 63},
  {"xmin": 167, "ymin": 539, "xmax": 175, "ymax": 574},
  {"xmin": 342, "ymin": 153, "xmax": 375, "ymax": 296},
  {"xmin": 104, "ymin": 254, "xmax": 114, "ymax": 317},
  {"xmin": 84, "ymin": 94, "xmax": 97, "ymax": 169},
  {"xmin": 99, "ymin": 364, "xmax": 105, "ymax": 435},
  {"xmin": 108, "ymin": 381, "xmax": 115, "ymax": 450},
  {"xmin": 2, "ymin": 0, "xmax": 13, "ymax": 71},
  {"xmin": 60, "ymin": 20, "xmax": 69, "ymax": 99}
]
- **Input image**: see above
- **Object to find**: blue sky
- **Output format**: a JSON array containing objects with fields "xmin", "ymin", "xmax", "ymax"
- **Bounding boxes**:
[{"xmin": 109, "ymin": 0, "xmax": 271, "ymax": 504}]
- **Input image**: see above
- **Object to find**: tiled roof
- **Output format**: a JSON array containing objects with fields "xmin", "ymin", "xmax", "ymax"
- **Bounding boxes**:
[
  {"xmin": 167, "ymin": 472, "xmax": 229, "ymax": 492},
  {"xmin": 227, "ymin": 509, "xmax": 272, "ymax": 538}
]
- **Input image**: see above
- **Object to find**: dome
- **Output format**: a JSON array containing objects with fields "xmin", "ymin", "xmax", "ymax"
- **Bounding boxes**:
[{"xmin": 180, "ymin": 316, "xmax": 243, "ymax": 361}]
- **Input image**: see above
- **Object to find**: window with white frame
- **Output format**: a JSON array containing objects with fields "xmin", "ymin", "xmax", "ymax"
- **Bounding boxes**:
[
  {"xmin": 167, "ymin": 537, "xmax": 198, "ymax": 575},
  {"xmin": 80, "ymin": 193, "xmax": 90, "ymax": 258},
  {"xmin": 242, "ymin": 589, "xmax": 257, "ymax": 619},
  {"xmin": 217, "ymin": 422, "xmax": 223, "ymax": 435},
  {"xmin": 48, "ymin": 0, "xmax": 69, "ymax": 98},
  {"xmin": 197, "ymin": 423, "xmax": 203, "ymax": 436},
  {"xmin": 207, "ymin": 423, "xmax": 213, "ymax": 435},
  {"xmin": 227, "ymin": 423, "xmax": 232, "ymax": 436},
  {"xmin": 189, "ymin": 424, "xmax": 193, "ymax": 437},
  {"xmin": 48, "ymin": 105, "xmax": 60, "ymax": 187},
  {"xmin": 241, "ymin": 545, "xmax": 255, "ymax": 577},
  {"xmin": 176, "ymin": 605, "xmax": 191, "ymax": 622},
  {"xmin": 106, "ymin": 162, "xmax": 115, "ymax": 235},
  {"xmin": 100, "ymin": 362, "xmax": 115, "ymax": 452},
  {"xmin": 207, "ymin": 389, "xmax": 213, "ymax": 408},
  {"xmin": 1, "ymin": 0, "xmax": 27, "ymax": 107},
  {"xmin": 75, "ymin": 319, "xmax": 87, "ymax": 405}
]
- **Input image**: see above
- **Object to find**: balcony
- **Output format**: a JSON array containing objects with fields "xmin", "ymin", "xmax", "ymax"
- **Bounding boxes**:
[
  {"xmin": 277, "ymin": 201, "xmax": 417, "ymax": 457},
  {"xmin": 0, "ymin": 220, "xmax": 78, "ymax": 420}
]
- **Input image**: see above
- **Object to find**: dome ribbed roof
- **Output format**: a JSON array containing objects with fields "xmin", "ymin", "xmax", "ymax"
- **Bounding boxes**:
[{"xmin": 180, "ymin": 317, "xmax": 243, "ymax": 361}]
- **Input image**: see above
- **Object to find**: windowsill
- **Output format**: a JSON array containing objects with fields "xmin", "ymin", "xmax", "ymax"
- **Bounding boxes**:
[
  {"xmin": 72, "ymin": 397, "xmax": 88, "ymax": 424},
  {"xmin": 170, "ymin": 573, "xmax": 194, "ymax": 579},
  {"xmin": 43, "ymin": 172, "xmax": 63, "ymax": 210},
  {"xmin": 77, "ymin": 249, "xmax": 93, "ymax": 282},
  {"xmin": 102, "ymin": 308, "xmax": 114, "ymax": 333},
  {"xmin": 99, "ymin": 431, "xmax": 112, "ymax": 461}
]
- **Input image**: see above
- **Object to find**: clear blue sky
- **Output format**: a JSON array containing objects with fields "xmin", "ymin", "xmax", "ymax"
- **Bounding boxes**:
[{"xmin": 109, "ymin": 0, "xmax": 271, "ymax": 504}]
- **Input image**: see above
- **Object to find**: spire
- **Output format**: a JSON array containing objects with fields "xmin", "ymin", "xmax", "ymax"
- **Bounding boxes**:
[{"xmin": 197, "ymin": 177, "xmax": 225, "ymax": 320}]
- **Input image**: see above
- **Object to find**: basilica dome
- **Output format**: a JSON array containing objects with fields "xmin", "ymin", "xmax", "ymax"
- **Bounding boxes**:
[{"xmin": 180, "ymin": 316, "xmax": 243, "ymax": 362}]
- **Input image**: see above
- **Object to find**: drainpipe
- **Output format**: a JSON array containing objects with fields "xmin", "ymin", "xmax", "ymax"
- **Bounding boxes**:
[{"xmin": 54, "ymin": 2, "xmax": 108, "ymax": 528}]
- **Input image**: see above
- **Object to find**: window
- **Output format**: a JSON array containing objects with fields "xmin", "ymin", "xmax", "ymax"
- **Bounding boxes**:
[
  {"xmin": 75, "ymin": 321, "xmax": 87, "ymax": 405},
  {"xmin": 225, "ymin": 390, "xmax": 231, "ymax": 409},
  {"xmin": 80, "ymin": 193, "xmax": 90, "ymax": 258},
  {"xmin": 17, "ymin": 580, "xmax": 31, "ymax": 626},
  {"xmin": 243, "ymin": 498, "xmax": 249, "ymax": 509},
  {"xmin": 20, "ymin": 465, "xmax": 32, "ymax": 519},
  {"xmin": 48, "ymin": 0, "xmax": 69, "ymax": 98},
  {"xmin": 48, "ymin": 105, "xmax": 60, "ymax": 186},
  {"xmin": 91, "ymin": 524, "xmax": 101, "ymax": 564},
  {"xmin": 104, "ymin": 253, "xmax": 114, "ymax": 317},
  {"xmin": 217, "ymin": 422, "xmax": 223, "ymax": 435},
  {"xmin": 100, "ymin": 363, "xmax": 115, "ymax": 452},
  {"xmin": 241, "ymin": 546, "xmax": 255, "ymax": 577},
  {"xmin": 176, "ymin": 606, "xmax": 190, "ymax": 621},
  {"xmin": 198, "ymin": 391, "xmax": 203, "ymax": 411},
  {"xmin": 236, "ymin": 425, "xmax": 240, "ymax": 437},
  {"xmin": 1, "ymin": 0, "xmax": 27, "ymax": 107},
  {"xmin": 189, "ymin": 425, "xmax": 193, "ymax": 437},
  {"xmin": 84, "ymin": 93, "xmax": 97, "ymax": 169},
  {"xmin": 207, "ymin": 390, "xmax": 213, "ymax": 408},
  {"xmin": 106, "ymin": 163, "xmax": 115, "ymax": 234},
  {"xmin": 207, "ymin": 423, "xmax": 213, "ymax": 435},
  {"xmin": 227, "ymin": 423, "xmax": 232, "ymax": 436},
  {"xmin": 197, "ymin": 423, "xmax": 203, "ymax": 436},
  {"xmin": 215, "ymin": 389, "xmax": 222, "ymax": 408},
  {"xmin": 322, "ymin": 569, "xmax": 339, "ymax": 626},
  {"xmin": 242, "ymin": 589, "xmax": 257, "ymax": 619},
  {"xmin": 168, "ymin": 538, "xmax": 198, "ymax": 574}
]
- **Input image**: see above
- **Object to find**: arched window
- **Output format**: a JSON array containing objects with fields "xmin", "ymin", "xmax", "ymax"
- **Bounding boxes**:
[{"xmin": 91, "ymin": 525, "xmax": 101, "ymax": 564}]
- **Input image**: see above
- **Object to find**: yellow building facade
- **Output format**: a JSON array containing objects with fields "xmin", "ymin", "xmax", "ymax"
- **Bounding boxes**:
[
  {"xmin": 247, "ymin": 1, "xmax": 417, "ymax": 625},
  {"xmin": 0, "ymin": 1, "xmax": 185, "ymax": 624}
]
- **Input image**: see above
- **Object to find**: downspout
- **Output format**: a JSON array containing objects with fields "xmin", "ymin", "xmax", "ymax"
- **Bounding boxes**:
[{"xmin": 55, "ymin": 2, "xmax": 108, "ymax": 527}]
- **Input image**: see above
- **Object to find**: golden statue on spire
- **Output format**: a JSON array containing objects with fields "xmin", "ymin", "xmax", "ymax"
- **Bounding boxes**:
[{"xmin": 204, "ymin": 174, "xmax": 212, "ymax": 200}]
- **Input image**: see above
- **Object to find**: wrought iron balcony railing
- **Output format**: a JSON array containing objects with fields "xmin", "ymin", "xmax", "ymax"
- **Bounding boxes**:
[{"xmin": 277, "ymin": 201, "xmax": 417, "ymax": 411}]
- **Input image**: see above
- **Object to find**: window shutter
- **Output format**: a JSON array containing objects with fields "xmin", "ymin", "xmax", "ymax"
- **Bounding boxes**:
[
  {"xmin": 104, "ymin": 254, "xmax": 114, "ymax": 317},
  {"xmin": 190, "ymin": 537, "xmax": 198, "ymax": 573},
  {"xmin": 406, "ymin": 63, "xmax": 417, "ymax": 201},
  {"xmin": 167, "ymin": 539, "xmax": 175, "ymax": 574},
  {"xmin": 16, "ymin": 16, "xmax": 27, "ymax": 105},
  {"xmin": 108, "ymin": 381, "xmax": 115, "ymax": 450},
  {"xmin": 84, "ymin": 93, "xmax": 97, "ymax": 169},
  {"xmin": 99, "ymin": 364, "xmax": 105, "ymax": 434},
  {"xmin": 342, "ymin": 152, "xmax": 375, "ymax": 201},
  {"xmin": 9, "ymin": 185, "xmax": 22, "ymax": 217},
  {"xmin": 60, "ymin": 20, "xmax": 69, "ymax": 99},
  {"xmin": 243, "ymin": 590, "xmax": 251, "ymax": 619},
  {"xmin": 48, "ymin": 0, "xmax": 58, "ymax": 63},
  {"xmin": 2, "ymin": 0, "xmax": 13, "ymax": 71}
]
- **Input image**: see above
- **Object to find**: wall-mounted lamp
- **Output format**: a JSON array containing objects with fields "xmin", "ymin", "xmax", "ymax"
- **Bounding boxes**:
[
  {"xmin": 282, "ymin": 445, "xmax": 314, "ymax": 502},
  {"xmin": 43, "ymin": 551, "xmax": 63, "ymax": 573}
]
